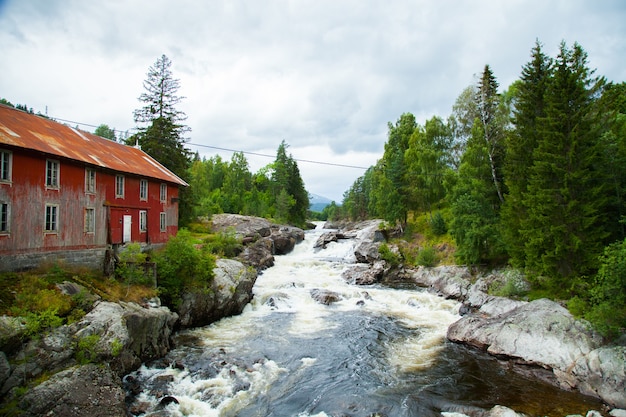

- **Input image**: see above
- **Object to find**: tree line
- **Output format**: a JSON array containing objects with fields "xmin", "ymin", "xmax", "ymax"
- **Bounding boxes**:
[
  {"xmin": 122, "ymin": 55, "xmax": 310, "ymax": 227},
  {"xmin": 338, "ymin": 40, "xmax": 626, "ymax": 337}
]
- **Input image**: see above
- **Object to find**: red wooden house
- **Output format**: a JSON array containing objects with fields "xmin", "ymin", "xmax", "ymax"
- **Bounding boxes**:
[{"xmin": 0, "ymin": 104, "xmax": 188, "ymax": 272}]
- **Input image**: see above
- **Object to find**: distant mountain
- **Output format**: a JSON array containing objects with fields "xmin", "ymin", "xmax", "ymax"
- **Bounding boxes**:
[{"xmin": 309, "ymin": 193, "xmax": 334, "ymax": 212}]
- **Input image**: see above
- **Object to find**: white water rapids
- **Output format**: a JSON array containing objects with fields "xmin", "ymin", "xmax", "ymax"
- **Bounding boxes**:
[{"xmin": 125, "ymin": 224, "xmax": 604, "ymax": 417}]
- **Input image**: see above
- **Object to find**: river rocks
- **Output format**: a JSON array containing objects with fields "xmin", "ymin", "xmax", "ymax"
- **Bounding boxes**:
[
  {"xmin": 565, "ymin": 346, "xmax": 626, "ymax": 408},
  {"xmin": 342, "ymin": 261, "xmax": 386, "ymax": 285},
  {"xmin": 177, "ymin": 258, "xmax": 257, "ymax": 328},
  {"xmin": 18, "ymin": 364, "xmax": 126, "ymax": 417},
  {"xmin": 447, "ymin": 299, "xmax": 603, "ymax": 369},
  {"xmin": 314, "ymin": 231, "xmax": 354, "ymax": 249},
  {"xmin": 411, "ymin": 265, "xmax": 473, "ymax": 299},
  {"xmin": 310, "ymin": 288, "xmax": 342, "ymax": 305},
  {"xmin": 210, "ymin": 213, "xmax": 305, "ymax": 270}
]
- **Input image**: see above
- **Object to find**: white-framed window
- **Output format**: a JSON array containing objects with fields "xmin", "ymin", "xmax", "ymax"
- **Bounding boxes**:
[
  {"xmin": 46, "ymin": 159, "xmax": 60, "ymax": 189},
  {"xmin": 85, "ymin": 168, "xmax": 96, "ymax": 194},
  {"xmin": 160, "ymin": 183, "xmax": 167, "ymax": 203},
  {"xmin": 139, "ymin": 210, "xmax": 147, "ymax": 232},
  {"xmin": 140, "ymin": 179, "xmax": 148, "ymax": 201},
  {"xmin": 115, "ymin": 175, "xmax": 124, "ymax": 198},
  {"xmin": 0, "ymin": 202, "xmax": 9, "ymax": 233},
  {"xmin": 84, "ymin": 207, "xmax": 95, "ymax": 233},
  {"xmin": 45, "ymin": 204, "xmax": 59, "ymax": 232},
  {"xmin": 0, "ymin": 150, "xmax": 11, "ymax": 183},
  {"xmin": 160, "ymin": 212, "xmax": 166, "ymax": 232}
]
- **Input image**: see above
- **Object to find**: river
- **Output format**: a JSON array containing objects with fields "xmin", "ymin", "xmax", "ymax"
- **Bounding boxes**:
[{"xmin": 126, "ymin": 224, "xmax": 604, "ymax": 417}]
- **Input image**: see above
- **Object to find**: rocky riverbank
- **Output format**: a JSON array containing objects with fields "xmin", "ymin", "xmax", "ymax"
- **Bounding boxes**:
[
  {"xmin": 0, "ymin": 214, "xmax": 305, "ymax": 417},
  {"xmin": 325, "ymin": 220, "xmax": 626, "ymax": 412}
]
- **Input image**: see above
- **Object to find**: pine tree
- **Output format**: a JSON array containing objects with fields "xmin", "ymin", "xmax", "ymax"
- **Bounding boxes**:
[
  {"xmin": 271, "ymin": 141, "xmax": 308, "ymax": 226},
  {"xmin": 132, "ymin": 55, "xmax": 192, "ymax": 224},
  {"xmin": 502, "ymin": 40, "xmax": 552, "ymax": 265},
  {"xmin": 521, "ymin": 42, "xmax": 608, "ymax": 284}
]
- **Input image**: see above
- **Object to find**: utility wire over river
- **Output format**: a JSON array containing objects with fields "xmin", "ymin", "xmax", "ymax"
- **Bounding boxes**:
[{"xmin": 125, "ymin": 223, "xmax": 604, "ymax": 417}]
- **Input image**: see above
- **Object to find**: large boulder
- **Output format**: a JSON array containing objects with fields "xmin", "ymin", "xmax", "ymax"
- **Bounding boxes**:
[
  {"xmin": 210, "ymin": 214, "xmax": 305, "ymax": 270},
  {"xmin": 18, "ymin": 364, "xmax": 126, "ymax": 417},
  {"xmin": 565, "ymin": 346, "xmax": 626, "ymax": 409},
  {"xmin": 177, "ymin": 258, "xmax": 257, "ymax": 328},
  {"xmin": 447, "ymin": 299, "xmax": 603, "ymax": 370},
  {"xmin": 445, "ymin": 298, "xmax": 626, "ymax": 407},
  {"xmin": 342, "ymin": 261, "xmax": 386, "ymax": 285},
  {"xmin": 411, "ymin": 265, "xmax": 473, "ymax": 299}
]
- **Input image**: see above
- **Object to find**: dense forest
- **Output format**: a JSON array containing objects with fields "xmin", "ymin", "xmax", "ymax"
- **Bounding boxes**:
[{"xmin": 337, "ymin": 40, "xmax": 626, "ymax": 338}]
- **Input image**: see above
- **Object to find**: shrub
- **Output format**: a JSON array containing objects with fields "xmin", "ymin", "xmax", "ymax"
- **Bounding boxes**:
[
  {"xmin": 416, "ymin": 247, "xmax": 438, "ymax": 267},
  {"xmin": 76, "ymin": 334, "xmax": 101, "ymax": 364},
  {"xmin": 203, "ymin": 228, "xmax": 243, "ymax": 257},
  {"xmin": 379, "ymin": 243, "xmax": 401, "ymax": 268},
  {"xmin": 24, "ymin": 308, "xmax": 64, "ymax": 336},
  {"xmin": 489, "ymin": 269, "xmax": 529, "ymax": 298},
  {"xmin": 116, "ymin": 243, "xmax": 153, "ymax": 285},
  {"xmin": 154, "ymin": 229, "xmax": 216, "ymax": 308},
  {"xmin": 584, "ymin": 239, "xmax": 626, "ymax": 339},
  {"xmin": 430, "ymin": 212, "xmax": 447, "ymax": 236}
]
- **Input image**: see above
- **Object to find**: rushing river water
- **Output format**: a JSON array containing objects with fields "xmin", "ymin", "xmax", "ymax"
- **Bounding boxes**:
[{"xmin": 126, "ymin": 224, "xmax": 605, "ymax": 417}]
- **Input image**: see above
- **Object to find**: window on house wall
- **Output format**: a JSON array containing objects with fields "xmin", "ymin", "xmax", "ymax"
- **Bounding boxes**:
[
  {"xmin": 85, "ymin": 168, "xmax": 96, "ymax": 193},
  {"xmin": 46, "ymin": 159, "xmax": 59, "ymax": 188},
  {"xmin": 84, "ymin": 208, "xmax": 95, "ymax": 233},
  {"xmin": 140, "ymin": 179, "xmax": 148, "ymax": 201},
  {"xmin": 0, "ymin": 150, "xmax": 11, "ymax": 182},
  {"xmin": 160, "ymin": 212, "xmax": 166, "ymax": 232},
  {"xmin": 115, "ymin": 175, "xmax": 124, "ymax": 198},
  {"xmin": 0, "ymin": 203, "xmax": 9, "ymax": 233},
  {"xmin": 140, "ymin": 210, "xmax": 147, "ymax": 232},
  {"xmin": 160, "ymin": 183, "xmax": 167, "ymax": 202},
  {"xmin": 45, "ymin": 204, "xmax": 58, "ymax": 232}
]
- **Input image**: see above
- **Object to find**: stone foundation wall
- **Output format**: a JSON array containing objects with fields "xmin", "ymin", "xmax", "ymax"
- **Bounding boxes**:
[{"xmin": 0, "ymin": 247, "xmax": 107, "ymax": 272}]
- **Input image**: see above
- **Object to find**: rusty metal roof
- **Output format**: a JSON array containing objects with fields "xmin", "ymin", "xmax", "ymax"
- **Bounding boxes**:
[{"xmin": 0, "ymin": 104, "xmax": 187, "ymax": 186}]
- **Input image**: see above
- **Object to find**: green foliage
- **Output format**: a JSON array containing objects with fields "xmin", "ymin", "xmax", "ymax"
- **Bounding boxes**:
[
  {"xmin": 153, "ymin": 229, "xmax": 216, "ymax": 308},
  {"xmin": 76, "ymin": 334, "xmax": 101, "ymax": 364},
  {"xmin": 416, "ymin": 247, "xmax": 438, "ymax": 267},
  {"xmin": 115, "ymin": 243, "xmax": 153, "ymax": 286},
  {"xmin": 110, "ymin": 338, "xmax": 124, "ymax": 357},
  {"xmin": 202, "ymin": 228, "xmax": 243, "ymax": 257},
  {"xmin": 488, "ymin": 269, "xmax": 529, "ymax": 298},
  {"xmin": 24, "ymin": 308, "xmax": 64, "ymax": 336},
  {"xmin": 430, "ymin": 212, "xmax": 447, "ymax": 236},
  {"xmin": 379, "ymin": 243, "xmax": 402, "ymax": 268},
  {"xmin": 583, "ymin": 239, "xmax": 626, "ymax": 338}
]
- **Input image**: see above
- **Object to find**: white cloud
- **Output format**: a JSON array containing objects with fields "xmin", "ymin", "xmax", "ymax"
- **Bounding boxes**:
[{"xmin": 1, "ymin": 0, "xmax": 624, "ymax": 201}]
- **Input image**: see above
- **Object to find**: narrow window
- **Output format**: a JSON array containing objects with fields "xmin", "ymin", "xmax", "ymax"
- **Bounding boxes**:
[
  {"xmin": 84, "ymin": 208, "xmax": 95, "ymax": 233},
  {"xmin": 139, "ymin": 210, "xmax": 147, "ymax": 232},
  {"xmin": 46, "ymin": 159, "xmax": 59, "ymax": 188},
  {"xmin": 45, "ymin": 204, "xmax": 58, "ymax": 232},
  {"xmin": 0, "ymin": 150, "xmax": 11, "ymax": 182},
  {"xmin": 115, "ymin": 175, "xmax": 124, "ymax": 198},
  {"xmin": 160, "ymin": 212, "xmax": 166, "ymax": 232},
  {"xmin": 0, "ymin": 203, "xmax": 9, "ymax": 232},
  {"xmin": 85, "ymin": 168, "xmax": 96, "ymax": 193},
  {"xmin": 160, "ymin": 183, "xmax": 167, "ymax": 202},
  {"xmin": 140, "ymin": 179, "xmax": 148, "ymax": 201}
]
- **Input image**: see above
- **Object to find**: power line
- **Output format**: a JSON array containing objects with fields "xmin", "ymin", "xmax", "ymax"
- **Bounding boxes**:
[
  {"xmin": 188, "ymin": 142, "xmax": 370, "ymax": 170},
  {"xmin": 49, "ymin": 115, "xmax": 370, "ymax": 170}
]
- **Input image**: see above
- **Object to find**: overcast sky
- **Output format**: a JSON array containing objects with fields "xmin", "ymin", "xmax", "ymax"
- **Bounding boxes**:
[{"xmin": 1, "ymin": 1, "xmax": 625, "ymax": 202}]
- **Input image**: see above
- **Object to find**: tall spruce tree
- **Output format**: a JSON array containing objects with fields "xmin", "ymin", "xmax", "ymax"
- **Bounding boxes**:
[
  {"xmin": 502, "ymin": 41, "xmax": 552, "ymax": 265},
  {"xmin": 521, "ymin": 42, "xmax": 608, "ymax": 285},
  {"xmin": 132, "ymin": 55, "xmax": 192, "ymax": 225}
]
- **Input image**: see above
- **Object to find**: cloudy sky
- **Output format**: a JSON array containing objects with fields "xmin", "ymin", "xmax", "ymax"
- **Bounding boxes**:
[{"xmin": 1, "ymin": 1, "xmax": 625, "ymax": 201}]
